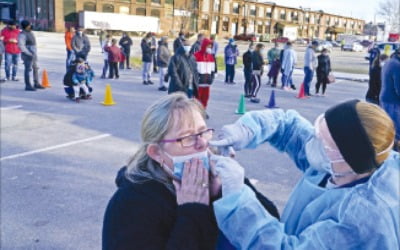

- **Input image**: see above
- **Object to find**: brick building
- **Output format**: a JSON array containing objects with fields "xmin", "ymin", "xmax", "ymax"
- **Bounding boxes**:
[{"xmin": 16, "ymin": 0, "xmax": 364, "ymax": 40}]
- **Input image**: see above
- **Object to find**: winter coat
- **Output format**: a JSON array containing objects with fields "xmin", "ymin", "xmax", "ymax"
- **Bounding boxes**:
[
  {"xmin": 243, "ymin": 50, "xmax": 253, "ymax": 70},
  {"xmin": 64, "ymin": 31, "xmax": 74, "ymax": 51},
  {"xmin": 173, "ymin": 37, "xmax": 184, "ymax": 54},
  {"xmin": 252, "ymin": 50, "xmax": 264, "ymax": 71},
  {"xmin": 71, "ymin": 33, "xmax": 91, "ymax": 57},
  {"xmin": 366, "ymin": 64, "xmax": 382, "ymax": 103},
  {"xmin": 316, "ymin": 54, "xmax": 331, "ymax": 77},
  {"xmin": 18, "ymin": 30, "xmax": 37, "ymax": 58},
  {"xmin": 168, "ymin": 46, "xmax": 199, "ymax": 97},
  {"xmin": 141, "ymin": 38, "xmax": 153, "ymax": 62},
  {"xmin": 281, "ymin": 47, "xmax": 297, "ymax": 75},
  {"xmin": 190, "ymin": 40, "xmax": 201, "ymax": 55},
  {"xmin": 157, "ymin": 42, "xmax": 171, "ymax": 68},
  {"xmin": 267, "ymin": 47, "xmax": 280, "ymax": 64},
  {"xmin": 224, "ymin": 44, "xmax": 239, "ymax": 65},
  {"xmin": 102, "ymin": 167, "xmax": 219, "ymax": 250},
  {"xmin": 1, "ymin": 27, "xmax": 21, "ymax": 54},
  {"xmin": 194, "ymin": 38, "xmax": 215, "ymax": 85},
  {"xmin": 380, "ymin": 56, "xmax": 400, "ymax": 104},
  {"xmin": 119, "ymin": 35, "xmax": 133, "ymax": 51},
  {"xmin": 104, "ymin": 45, "xmax": 122, "ymax": 63}
]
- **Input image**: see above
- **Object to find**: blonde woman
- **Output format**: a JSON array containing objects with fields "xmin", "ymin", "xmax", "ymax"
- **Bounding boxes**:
[
  {"xmin": 102, "ymin": 92, "xmax": 279, "ymax": 249},
  {"xmin": 210, "ymin": 100, "xmax": 399, "ymax": 249}
]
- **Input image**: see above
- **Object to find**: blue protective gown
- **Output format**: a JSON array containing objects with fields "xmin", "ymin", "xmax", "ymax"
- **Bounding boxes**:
[{"xmin": 213, "ymin": 109, "xmax": 400, "ymax": 250}]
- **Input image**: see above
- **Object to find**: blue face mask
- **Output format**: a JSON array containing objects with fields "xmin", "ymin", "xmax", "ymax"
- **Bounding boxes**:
[{"xmin": 164, "ymin": 150, "xmax": 210, "ymax": 180}]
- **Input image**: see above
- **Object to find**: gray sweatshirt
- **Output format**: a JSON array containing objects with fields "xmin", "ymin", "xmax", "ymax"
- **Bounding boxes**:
[{"xmin": 18, "ymin": 30, "xmax": 37, "ymax": 57}]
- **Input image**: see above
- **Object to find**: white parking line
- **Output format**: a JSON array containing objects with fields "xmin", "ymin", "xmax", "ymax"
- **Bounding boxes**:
[
  {"xmin": 1, "ymin": 105, "xmax": 23, "ymax": 110},
  {"xmin": 0, "ymin": 134, "xmax": 111, "ymax": 161}
]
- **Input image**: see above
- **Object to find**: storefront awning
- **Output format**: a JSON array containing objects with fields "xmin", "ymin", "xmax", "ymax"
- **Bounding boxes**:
[
  {"xmin": 326, "ymin": 26, "xmax": 346, "ymax": 34},
  {"xmin": 276, "ymin": 22, "xmax": 299, "ymax": 29}
]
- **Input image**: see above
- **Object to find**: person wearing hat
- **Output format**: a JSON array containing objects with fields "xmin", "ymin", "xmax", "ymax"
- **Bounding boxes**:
[
  {"xmin": 156, "ymin": 36, "xmax": 171, "ymax": 91},
  {"xmin": 18, "ymin": 20, "xmax": 44, "ymax": 91},
  {"xmin": 71, "ymin": 26, "xmax": 91, "ymax": 61},
  {"xmin": 303, "ymin": 40, "xmax": 319, "ymax": 96},
  {"xmin": 1, "ymin": 20, "xmax": 21, "ymax": 81},
  {"xmin": 205, "ymin": 100, "xmax": 399, "ymax": 249},
  {"xmin": 224, "ymin": 38, "xmax": 239, "ymax": 84}
]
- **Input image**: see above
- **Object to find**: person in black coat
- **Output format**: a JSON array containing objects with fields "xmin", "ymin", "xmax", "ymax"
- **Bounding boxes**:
[
  {"xmin": 366, "ymin": 54, "xmax": 388, "ymax": 105},
  {"xmin": 168, "ymin": 40, "xmax": 199, "ymax": 98},
  {"xmin": 250, "ymin": 43, "xmax": 265, "ymax": 103},
  {"xmin": 141, "ymin": 33, "xmax": 154, "ymax": 85},
  {"xmin": 119, "ymin": 32, "xmax": 133, "ymax": 69},
  {"xmin": 173, "ymin": 31, "xmax": 185, "ymax": 54},
  {"xmin": 102, "ymin": 93, "xmax": 280, "ymax": 250},
  {"xmin": 315, "ymin": 48, "xmax": 331, "ymax": 96},
  {"xmin": 242, "ymin": 43, "xmax": 253, "ymax": 97}
]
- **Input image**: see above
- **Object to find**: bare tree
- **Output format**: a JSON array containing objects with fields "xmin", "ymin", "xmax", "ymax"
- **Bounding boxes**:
[
  {"xmin": 174, "ymin": 0, "xmax": 199, "ymax": 32},
  {"xmin": 377, "ymin": 0, "xmax": 400, "ymax": 32}
]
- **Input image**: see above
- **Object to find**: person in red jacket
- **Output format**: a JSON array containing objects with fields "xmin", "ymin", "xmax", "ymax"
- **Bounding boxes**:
[
  {"xmin": 1, "ymin": 20, "xmax": 21, "ymax": 81},
  {"xmin": 104, "ymin": 38, "xmax": 121, "ymax": 79},
  {"xmin": 193, "ymin": 38, "xmax": 215, "ymax": 118}
]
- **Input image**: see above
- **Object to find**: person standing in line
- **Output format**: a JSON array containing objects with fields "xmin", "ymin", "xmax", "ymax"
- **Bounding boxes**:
[
  {"xmin": 18, "ymin": 20, "xmax": 44, "ymax": 91},
  {"xmin": 0, "ymin": 35, "xmax": 6, "ymax": 83},
  {"xmin": 119, "ymin": 32, "xmax": 133, "ymax": 69},
  {"xmin": 168, "ymin": 39, "xmax": 199, "ymax": 98},
  {"xmin": 104, "ymin": 38, "xmax": 121, "ymax": 79},
  {"xmin": 249, "ymin": 43, "xmax": 265, "ymax": 103},
  {"xmin": 303, "ymin": 41, "xmax": 319, "ymax": 96},
  {"xmin": 64, "ymin": 26, "xmax": 75, "ymax": 71},
  {"xmin": 157, "ymin": 36, "xmax": 171, "ymax": 91},
  {"xmin": 365, "ymin": 54, "xmax": 388, "ymax": 105},
  {"xmin": 315, "ymin": 48, "xmax": 331, "ymax": 96},
  {"xmin": 101, "ymin": 34, "xmax": 112, "ymax": 79},
  {"xmin": 151, "ymin": 33, "xmax": 158, "ymax": 73},
  {"xmin": 1, "ymin": 20, "xmax": 20, "ymax": 81},
  {"xmin": 99, "ymin": 29, "xmax": 105, "ymax": 52},
  {"xmin": 190, "ymin": 33, "xmax": 204, "ymax": 55},
  {"xmin": 281, "ymin": 42, "xmax": 297, "ymax": 91},
  {"xmin": 141, "ymin": 32, "xmax": 154, "ymax": 85},
  {"xmin": 194, "ymin": 38, "xmax": 215, "ymax": 118},
  {"xmin": 266, "ymin": 42, "xmax": 280, "ymax": 87},
  {"xmin": 380, "ymin": 49, "xmax": 400, "ymax": 152},
  {"xmin": 224, "ymin": 38, "xmax": 239, "ymax": 84},
  {"xmin": 242, "ymin": 43, "xmax": 254, "ymax": 97},
  {"xmin": 72, "ymin": 27, "xmax": 91, "ymax": 61},
  {"xmin": 368, "ymin": 44, "xmax": 380, "ymax": 72},
  {"xmin": 210, "ymin": 34, "xmax": 219, "ymax": 75},
  {"xmin": 173, "ymin": 31, "xmax": 185, "ymax": 54}
]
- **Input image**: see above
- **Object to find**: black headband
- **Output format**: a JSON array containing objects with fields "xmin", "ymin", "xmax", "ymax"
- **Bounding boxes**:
[{"xmin": 324, "ymin": 99, "xmax": 378, "ymax": 173}]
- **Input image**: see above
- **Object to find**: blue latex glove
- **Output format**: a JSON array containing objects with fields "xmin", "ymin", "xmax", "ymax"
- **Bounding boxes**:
[{"xmin": 210, "ymin": 155, "xmax": 245, "ymax": 196}]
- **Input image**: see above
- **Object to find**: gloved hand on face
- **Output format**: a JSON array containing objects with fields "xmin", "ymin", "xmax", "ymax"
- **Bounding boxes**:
[
  {"xmin": 209, "ymin": 121, "xmax": 254, "ymax": 155},
  {"xmin": 210, "ymin": 155, "xmax": 245, "ymax": 196}
]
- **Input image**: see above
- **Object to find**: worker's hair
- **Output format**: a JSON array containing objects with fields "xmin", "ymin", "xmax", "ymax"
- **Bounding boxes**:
[
  {"xmin": 356, "ymin": 102, "xmax": 395, "ymax": 165},
  {"xmin": 372, "ymin": 54, "xmax": 388, "ymax": 68},
  {"xmin": 255, "ymin": 43, "xmax": 264, "ymax": 50},
  {"xmin": 125, "ymin": 93, "xmax": 205, "ymax": 192}
]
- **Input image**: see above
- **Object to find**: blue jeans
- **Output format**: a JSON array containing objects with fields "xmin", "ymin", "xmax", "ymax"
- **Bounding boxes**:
[
  {"xmin": 5, "ymin": 53, "xmax": 19, "ymax": 79},
  {"xmin": 282, "ymin": 71, "xmax": 293, "ymax": 87},
  {"xmin": 66, "ymin": 49, "xmax": 74, "ymax": 71},
  {"xmin": 225, "ymin": 64, "xmax": 235, "ymax": 82},
  {"xmin": 102, "ymin": 59, "xmax": 109, "ymax": 78},
  {"xmin": 381, "ymin": 102, "xmax": 400, "ymax": 141},
  {"xmin": 244, "ymin": 68, "xmax": 252, "ymax": 96},
  {"xmin": 303, "ymin": 66, "xmax": 314, "ymax": 95},
  {"xmin": 142, "ymin": 62, "xmax": 152, "ymax": 81}
]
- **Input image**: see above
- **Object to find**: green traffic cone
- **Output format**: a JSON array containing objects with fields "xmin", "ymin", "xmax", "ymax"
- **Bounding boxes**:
[{"xmin": 235, "ymin": 94, "xmax": 246, "ymax": 114}]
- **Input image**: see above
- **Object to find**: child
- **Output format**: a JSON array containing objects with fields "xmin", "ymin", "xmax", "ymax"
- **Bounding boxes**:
[
  {"xmin": 104, "ymin": 38, "xmax": 121, "ymax": 79},
  {"xmin": 71, "ymin": 59, "xmax": 91, "ymax": 102}
]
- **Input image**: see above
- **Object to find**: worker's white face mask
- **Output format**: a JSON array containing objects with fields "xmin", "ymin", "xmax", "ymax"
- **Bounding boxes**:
[
  {"xmin": 183, "ymin": 46, "xmax": 191, "ymax": 54},
  {"xmin": 163, "ymin": 150, "xmax": 210, "ymax": 180},
  {"xmin": 206, "ymin": 48, "xmax": 212, "ymax": 54}
]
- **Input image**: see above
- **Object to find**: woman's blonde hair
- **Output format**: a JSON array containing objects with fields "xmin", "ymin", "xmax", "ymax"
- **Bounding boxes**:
[
  {"xmin": 125, "ymin": 92, "xmax": 205, "ymax": 192},
  {"xmin": 356, "ymin": 102, "xmax": 395, "ymax": 165}
]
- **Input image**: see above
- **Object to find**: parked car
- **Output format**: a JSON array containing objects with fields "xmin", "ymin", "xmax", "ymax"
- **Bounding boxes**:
[
  {"xmin": 295, "ymin": 38, "xmax": 308, "ymax": 45},
  {"xmin": 343, "ymin": 42, "xmax": 364, "ymax": 52},
  {"xmin": 233, "ymin": 33, "xmax": 257, "ymax": 42},
  {"xmin": 359, "ymin": 40, "xmax": 373, "ymax": 48},
  {"xmin": 331, "ymin": 41, "xmax": 341, "ymax": 47},
  {"xmin": 272, "ymin": 37, "xmax": 289, "ymax": 43},
  {"xmin": 316, "ymin": 41, "xmax": 333, "ymax": 52}
]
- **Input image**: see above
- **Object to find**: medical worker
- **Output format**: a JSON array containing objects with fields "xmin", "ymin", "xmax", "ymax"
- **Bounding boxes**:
[{"xmin": 209, "ymin": 100, "xmax": 399, "ymax": 249}]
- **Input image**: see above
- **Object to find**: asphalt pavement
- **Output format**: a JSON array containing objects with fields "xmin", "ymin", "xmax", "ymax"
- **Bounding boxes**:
[{"xmin": 1, "ymin": 32, "xmax": 369, "ymax": 249}]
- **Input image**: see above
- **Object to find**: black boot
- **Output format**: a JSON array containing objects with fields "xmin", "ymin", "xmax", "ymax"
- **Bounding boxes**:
[
  {"xmin": 34, "ymin": 84, "xmax": 45, "ymax": 89},
  {"xmin": 25, "ymin": 84, "xmax": 36, "ymax": 91}
]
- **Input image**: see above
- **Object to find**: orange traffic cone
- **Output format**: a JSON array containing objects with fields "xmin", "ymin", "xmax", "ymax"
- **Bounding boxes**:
[
  {"xmin": 296, "ymin": 83, "xmax": 307, "ymax": 99},
  {"xmin": 101, "ymin": 84, "xmax": 116, "ymax": 106},
  {"xmin": 41, "ymin": 69, "xmax": 51, "ymax": 88}
]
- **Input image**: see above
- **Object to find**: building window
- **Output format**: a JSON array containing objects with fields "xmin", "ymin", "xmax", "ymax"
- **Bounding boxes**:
[
  {"xmin": 120, "ymin": 0, "xmax": 130, "ymax": 2},
  {"xmin": 250, "ymin": 5, "xmax": 256, "ymax": 16},
  {"xmin": 83, "ymin": 2, "xmax": 96, "ymax": 11},
  {"xmin": 258, "ymin": 7, "xmax": 264, "ymax": 18},
  {"xmin": 63, "ymin": 0, "xmax": 77, "ymax": 22},
  {"xmin": 257, "ymin": 21, "xmax": 263, "ymax": 33},
  {"xmin": 136, "ymin": 7, "xmax": 146, "ymax": 16},
  {"xmin": 201, "ymin": 15, "xmax": 209, "ymax": 30},
  {"xmin": 222, "ymin": 17, "xmax": 229, "ymax": 31},
  {"xmin": 137, "ymin": 0, "xmax": 146, "ymax": 3},
  {"xmin": 214, "ymin": 0, "xmax": 220, "ymax": 12},
  {"xmin": 223, "ymin": 0, "xmax": 230, "ymax": 14},
  {"xmin": 119, "ymin": 6, "xmax": 130, "ymax": 14},
  {"xmin": 292, "ymin": 11, "xmax": 298, "ymax": 21},
  {"xmin": 202, "ymin": 0, "xmax": 210, "ymax": 12},
  {"xmin": 265, "ymin": 21, "xmax": 270, "ymax": 34},
  {"xmin": 103, "ymin": 4, "xmax": 114, "ymax": 13},
  {"xmin": 280, "ymin": 10, "xmax": 286, "ymax": 20},
  {"xmin": 266, "ymin": 7, "xmax": 271, "ymax": 18},
  {"xmin": 304, "ymin": 13, "xmax": 309, "ymax": 23},
  {"xmin": 152, "ymin": 0, "xmax": 161, "ymax": 4},
  {"xmin": 233, "ymin": 3, "xmax": 239, "ymax": 14},
  {"xmin": 150, "ymin": 9, "xmax": 160, "ymax": 17}
]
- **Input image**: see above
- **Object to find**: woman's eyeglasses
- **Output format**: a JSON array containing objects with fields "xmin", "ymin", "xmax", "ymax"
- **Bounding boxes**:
[{"xmin": 160, "ymin": 128, "xmax": 214, "ymax": 148}]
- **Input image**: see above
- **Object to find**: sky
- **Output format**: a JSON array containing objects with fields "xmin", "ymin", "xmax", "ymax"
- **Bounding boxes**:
[{"xmin": 270, "ymin": 0, "xmax": 384, "ymax": 22}]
